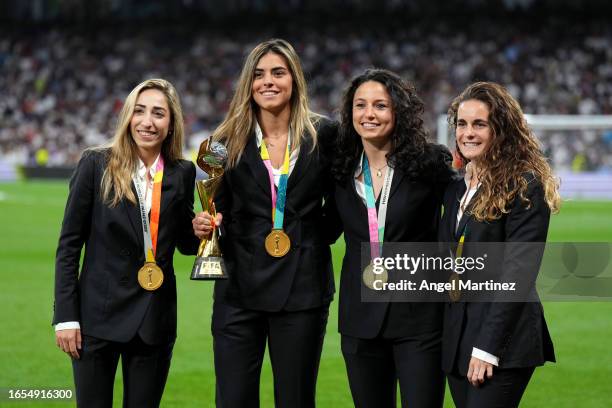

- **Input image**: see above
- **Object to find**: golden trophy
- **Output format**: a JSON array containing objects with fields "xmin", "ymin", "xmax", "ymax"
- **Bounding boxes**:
[{"xmin": 190, "ymin": 138, "xmax": 228, "ymax": 280}]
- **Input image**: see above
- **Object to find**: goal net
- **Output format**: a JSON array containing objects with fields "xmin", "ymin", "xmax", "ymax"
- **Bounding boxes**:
[{"xmin": 436, "ymin": 115, "xmax": 612, "ymax": 199}]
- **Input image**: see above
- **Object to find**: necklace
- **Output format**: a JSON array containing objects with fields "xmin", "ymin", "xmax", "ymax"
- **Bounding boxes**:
[{"xmin": 375, "ymin": 164, "xmax": 388, "ymax": 178}]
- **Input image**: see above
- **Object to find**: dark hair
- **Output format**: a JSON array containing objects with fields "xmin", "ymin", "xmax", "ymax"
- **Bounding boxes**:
[{"xmin": 332, "ymin": 68, "xmax": 452, "ymax": 183}]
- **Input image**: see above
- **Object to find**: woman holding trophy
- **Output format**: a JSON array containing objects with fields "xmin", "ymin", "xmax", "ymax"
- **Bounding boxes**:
[
  {"xmin": 53, "ymin": 78, "xmax": 200, "ymax": 407},
  {"xmin": 192, "ymin": 39, "xmax": 338, "ymax": 407}
]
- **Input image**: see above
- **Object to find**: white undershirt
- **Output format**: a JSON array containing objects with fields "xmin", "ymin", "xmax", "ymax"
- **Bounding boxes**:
[
  {"xmin": 255, "ymin": 122, "xmax": 299, "ymax": 186},
  {"xmin": 456, "ymin": 186, "xmax": 479, "ymax": 230}
]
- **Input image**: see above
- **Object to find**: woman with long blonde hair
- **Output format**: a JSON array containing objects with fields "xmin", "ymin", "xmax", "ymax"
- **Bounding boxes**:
[
  {"xmin": 440, "ymin": 81, "xmax": 560, "ymax": 408},
  {"xmin": 193, "ymin": 39, "xmax": 338, "ymax": 407},
  {"xmin": 54, "ymin": 78, "xmax": 200, "ymax": 407}
]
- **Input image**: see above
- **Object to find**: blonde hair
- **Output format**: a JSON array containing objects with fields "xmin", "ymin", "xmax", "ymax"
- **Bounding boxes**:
[
  {"xmin": 99, "ymin": 78, "xmax": 185, "ymax": 206},
  {"xmin": 447, "ymin": 82, "xmax": 561, "ymax": 221},
  {"xmin": 212, "ymin": 39, "xmax": 320, "ymax": 168}
]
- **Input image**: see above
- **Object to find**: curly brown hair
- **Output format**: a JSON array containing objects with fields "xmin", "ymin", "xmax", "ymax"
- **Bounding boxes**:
[
  {"xmin": 332, "ymin": 68, "xmax": 452, "ymax": 184},
  {"xmin": 447, "ymin": 82, "xmax": 560, "ymax": 221}
]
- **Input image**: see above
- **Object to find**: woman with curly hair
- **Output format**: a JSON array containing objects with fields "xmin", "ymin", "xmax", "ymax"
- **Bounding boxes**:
[
  {"xmin": 331, "ymin": 68, "xmax": 453, "ymax": 407},
  {"xmin": 441, "ymin": 81, "xmax": 560, "ymax": 407}
]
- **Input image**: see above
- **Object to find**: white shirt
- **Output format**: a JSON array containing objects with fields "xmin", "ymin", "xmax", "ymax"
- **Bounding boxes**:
[
  {"xmin": 254, "ymin": 122, "xmax": 299, "ymax": 186},
  {"xmin": 353, "ymin": 152, "xmax": 391, "ymax": 205},
  {"xmin": 55, "ymin": 155, "xmax": 161, "ymax": 332},
  {"xmin": 135, "ymin": 154, "xmax": 161, "ymax": 214},
  {"xmin": 456, "ymin": 164, "xmax": 499, "ymax": 366}
]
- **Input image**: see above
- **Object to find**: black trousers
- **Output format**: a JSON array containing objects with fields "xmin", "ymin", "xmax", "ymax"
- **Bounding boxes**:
[
  {"xmin": 341, "ymin": 330, "xmax": 445, "ymax": 408},
  {"xmin": 447, "ymin": 366, "xmax": 535, "ymax": 408},
  {"xmin": 71, "ymin": 334, "xmax": 174, "ymax": 408},
  {"xmin": 212, "ymin": 301, "xmax": 329, "ymax": 408}
]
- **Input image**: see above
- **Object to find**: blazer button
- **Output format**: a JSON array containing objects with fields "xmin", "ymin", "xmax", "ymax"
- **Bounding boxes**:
[{"xmin": 120, "ymin": 249, "xmax": 131, "ymax": 256}]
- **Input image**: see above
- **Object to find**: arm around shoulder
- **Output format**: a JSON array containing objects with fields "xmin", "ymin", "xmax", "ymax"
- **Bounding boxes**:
[{"xmin": 176, "ymin": 160, "xmax": 201, "ymax": 255}]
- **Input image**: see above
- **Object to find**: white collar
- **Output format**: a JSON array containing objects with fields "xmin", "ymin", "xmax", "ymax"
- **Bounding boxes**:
[
  {"xmin": 136, "ymin": 154, "xmax": 160, "ymax": 180},
  {"xmin": 255, "ymin": 121, "xmax": 291, "ymax": 148},
  {"xmin": 354, "ymin": 151, "xmax": 393, "ymax": 179},
  {"xmin": 354, "ymin": 151, "xmax": 365, "ymax": 178}
]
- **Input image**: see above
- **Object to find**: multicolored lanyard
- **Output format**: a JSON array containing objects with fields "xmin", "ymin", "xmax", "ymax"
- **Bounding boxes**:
[
  {"xmin": 455, "ymin": 225, "xmax": 467, "ymax": 258},
  {"xmin": 260, "ymin": 138, "xmax": 290, "ymax": 229},
  {"xmin": 132, "ymin": 156, "xmax": 164, "ymax": 262},
  {"xmin": 362, "ymin": 154, "xmax": 394, "ymax": 260}
]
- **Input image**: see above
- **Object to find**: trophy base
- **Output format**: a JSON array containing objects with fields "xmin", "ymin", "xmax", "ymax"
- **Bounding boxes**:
[{"xmin": 190, "ymin": 256, "xmax": 228, "ymax": 280}]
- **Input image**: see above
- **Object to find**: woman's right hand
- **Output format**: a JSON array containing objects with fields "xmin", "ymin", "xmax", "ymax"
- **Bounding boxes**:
[
  {"xmin": 192, "ymin": 211, "xmax": 223, "ymax": 239},
  {"xmin": 56, "ymin": 329, "xmax": 81, "ymax": 359}
]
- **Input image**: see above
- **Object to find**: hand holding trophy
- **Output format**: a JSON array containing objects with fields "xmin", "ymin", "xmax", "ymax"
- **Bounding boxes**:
[{"xmin": 190, "ymin": 138, "xmax": 228, "ymax": 280}]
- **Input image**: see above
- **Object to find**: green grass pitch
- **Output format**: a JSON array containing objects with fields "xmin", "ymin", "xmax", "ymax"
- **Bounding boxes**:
[{"xmin": 0, "ymin": 181, "xmax": 610, "ymax": 407}]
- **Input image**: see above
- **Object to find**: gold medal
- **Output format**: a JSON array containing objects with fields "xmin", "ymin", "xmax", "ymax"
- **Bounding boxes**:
[
  {"xmin": 449, "ymin": 272, "xmax": 461, "ymax": 302},
  {"xmin": 265, "ymin": 229, "xmax": 291, "ymax": 257},
  {"xmin": 362, "ymin": 263, "xmax": 388, "ymax": 290},
  {"xmin": 138, "ymin": 262, "xmax": 164, "ymax": 291}
]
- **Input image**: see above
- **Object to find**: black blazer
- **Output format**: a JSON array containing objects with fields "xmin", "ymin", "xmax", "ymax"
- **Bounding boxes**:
[
  {"xmin": 439, "ymin": 175, "xmax": 556, "ymax": 375},
  {"xmin": 53, "ymin": 149, "xmax": 200, "ymax": 345},
  {"xmin": 334, "ymin": 159, "xmax": 450, "ymax": 339},
  {"xmin": 213, "ymin": 119, "xmax": 338, "ymax": 312}
]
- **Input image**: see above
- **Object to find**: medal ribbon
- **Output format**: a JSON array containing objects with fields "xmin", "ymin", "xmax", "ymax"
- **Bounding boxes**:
[
  {"xmin": 454, "ymin": 182, "xmax": 477, "ymax": 260},
  {"xmin": 456, "ymin": 227, "xmax": 466, "ymax": 258},
  {"xmin": 133, "ymin": 156, "xmax": 164, "ymax": 263},
  {"xmin": 450, "ymin": 224, "xmax": 468, "ymax": 275},
  {"xmin": 260, "ymin": 137, "xmax": 290, "ymax": 229},
  {"xmin": 362, "ymin": 154, "xmax": 394, "ymax": 260}
]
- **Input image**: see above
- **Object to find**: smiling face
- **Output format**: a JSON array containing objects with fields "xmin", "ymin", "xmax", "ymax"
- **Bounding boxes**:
[
  {"xmin": 130, "ymin": 88, "xmax": 171, "ymax": 156},
  {"xmin": 352, "ymin": 80, "xmax": 395, "ymax": 143},
  {"xmin": 251, "ymin": 52, "xmax": 293, "ymax": 115},
  {"xmin": 456, "ymin": 99, "xmax": 493, "ymax": 164}
]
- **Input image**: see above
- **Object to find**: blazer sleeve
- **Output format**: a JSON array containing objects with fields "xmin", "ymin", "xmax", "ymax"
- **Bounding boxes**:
[
  {"xmin": 474, "ymin": 177, "xmax": 551, "ymax": 359},
  {"xmin": 53, "ymin": 151, "xmax": 96, "ymax": 324},
  {"xmin": 430, "ymin": 143, "xmax": 456, "ymax": 203},
  {"xmin": 317, "ymin": 118, "xmax": 343, "ymax": 244},
  {"xmin": 176, "ymin": 160, "xmax": 201, "ymax": 255},
  {"xmin": 213, "ymin": 167, "xmax": 233, "ymax": 242}
]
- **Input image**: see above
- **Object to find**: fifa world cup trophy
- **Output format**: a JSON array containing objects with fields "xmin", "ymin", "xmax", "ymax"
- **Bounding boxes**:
[{"xmin": 190, "ymin": 138, "xmax": 228, "ymax": 280}]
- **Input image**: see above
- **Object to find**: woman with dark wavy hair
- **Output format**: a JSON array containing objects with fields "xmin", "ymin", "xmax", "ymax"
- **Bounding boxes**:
[
  {"xmin": 331, "ymin": 68, "xmax": 453, "ymax": 407},
  {"xmin": 441, "ymin": 81, "xmax": 560, "ymax": 407}
]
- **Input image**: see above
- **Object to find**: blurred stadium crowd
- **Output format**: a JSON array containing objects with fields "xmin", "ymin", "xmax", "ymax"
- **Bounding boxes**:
[{"xmin": 1, "ymin": 5, "xmax": 611, "ymax": 171}]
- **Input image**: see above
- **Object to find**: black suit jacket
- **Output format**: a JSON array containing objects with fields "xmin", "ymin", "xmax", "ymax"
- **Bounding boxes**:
[
  {"xmin": 439, "ymin": 175, "xmax": 556, "ymax": 375},
  {"xmin": 334, "ymin": 159, "xmax": 450, "ymax": 339},
  {"xmin": 53, "ymin": 149, "xmax": 200, "ymax": 345},
  {"xmin": 213, "ymin": 119, "xmax": 338, "ymax": 312}
]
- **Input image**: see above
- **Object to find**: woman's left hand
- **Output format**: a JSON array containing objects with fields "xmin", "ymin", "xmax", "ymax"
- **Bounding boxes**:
[{"xmin": 467, "ymin": 356, "xmax": 493, "ymax": 387}]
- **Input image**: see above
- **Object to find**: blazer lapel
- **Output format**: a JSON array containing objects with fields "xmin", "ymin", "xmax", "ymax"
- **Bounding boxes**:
[
  {"xmin": 159, "ymin": 162, "xmax": 177, "ymax": 216},
  {"xmin": 387, "ymin": 166, "xmax": 404, "ymax": 201},
  {"xmin": 448, "ymin": 181, "xmax": 465, "ymax": 241},
  {"xmin": 124, "ymin": 182, "xmax": 145, "ymax": 254},
  {"xmin": 286, "ymin": 135, "xmax": 313, "ymax": 191},
  {"xmin": 244, "ymin": 136, "xmax": 273, "ymax": 198},
  {"xmin": 454, "ymin": 182, "xmax": 480, "ymax": 241}
]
